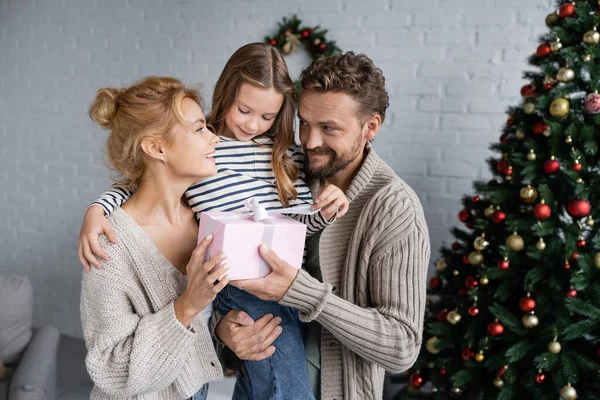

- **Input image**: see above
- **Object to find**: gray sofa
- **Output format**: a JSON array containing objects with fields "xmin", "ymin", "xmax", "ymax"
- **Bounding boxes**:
[{"xmin": 0, "ymin": 275, "xmax": 60, "ymax": 400}]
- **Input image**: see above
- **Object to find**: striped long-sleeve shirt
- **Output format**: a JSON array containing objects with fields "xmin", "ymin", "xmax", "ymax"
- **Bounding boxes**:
[{"xmin": 91, "ymin": 136, "xmax": 332, "ymax": 236}]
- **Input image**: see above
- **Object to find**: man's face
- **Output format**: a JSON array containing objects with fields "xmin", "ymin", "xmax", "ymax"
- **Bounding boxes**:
[{"xmin": 298, "ymin": 90, "xmax": 368, "ymax": 181}]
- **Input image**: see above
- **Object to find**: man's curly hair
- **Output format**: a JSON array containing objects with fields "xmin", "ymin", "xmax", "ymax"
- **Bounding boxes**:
[{"xmin": 299, "ymin": 52, "xmax": 389, "ymax": 125}]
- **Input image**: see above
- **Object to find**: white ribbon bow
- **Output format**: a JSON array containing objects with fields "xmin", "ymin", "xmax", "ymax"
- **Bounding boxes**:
[{"xmin": 242, "ymin": 197, "xmax": 318, "ymax": 222}]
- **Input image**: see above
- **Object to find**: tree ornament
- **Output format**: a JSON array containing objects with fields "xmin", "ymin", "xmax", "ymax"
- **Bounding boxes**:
[
  {"xmin": 536, "ymin": 237, "xmax": 546, "ymax": 251},
  {"xmin": 550, "ymin": 98, "xmax": 570, "ymax": 117},
  {"xmin": 576, "ymin": 177, "xmax": 584, "ymax": 184},
  {"xmin": 447, "ymin": 310, "xmax": 462, "ymax": 325},
  {"xmin": 570, "ymin": 252, "xmax": 581, "ymax": 262},
  {"xmin": 468, "ymin": 251, "xmax": 483, "ymax": 266},
  {"xmin": 557, "ymin": 66, "xmax": 575, "ymax": 82},
  {"xmin": 545, "ymin": 13, "xmax": 558, "ymax": 26},
  {"xmin": 537, "ymin": 43, "xmax": 552, "ymax": 57},
  {"xmin": 451, "ymin": 242, "xmax": 462, "ymax": 251},
  {"xmin": 544, "ymin": 156, "xmax": 560, "ymax": 174},
  {"xmin": 313, "ymin": 38, "xmax": 321, "ymax": 45},
  {"xmin": 480, "ymin": 276, "xmax": 489, "ymax": 285},
  {"xmin": 520, "ymin": 84, "xmax": 537, "ymax": 97},
  {"xmin": 452, "ymin": 387, "xmax": 462, "ymax": 394},
  {"xmin": 440, "ymin": 368, "xmax": 447, "ymax": 375},
  {"xmin": 515, "ymin": 128, "xmax": 526, "ymax": 139},
  {"xmin": 584, "ymin": 27, "xmax": 600, "ymax": 46},
  {"xmin": 437, "ymin": 309, "xmax": 449, "ymax": 322},
  {"xmin": 484, "ymin": 204, "xmax": 495, "ymax": 217},
  {"xmin": 584, "ymin": 92, "xmax": 600, "ymax": 113},
  {"xmin": 465, "ymin": 276, "xmax": 478, "ymax": 289},
  {"xmin": 566, "ymin": 199, "xmax": 591, "ymax": 218},
  {"xmin": 584, "ymin": 54, "xmax": 592, "ymax": 62},
  {"xmin": 533, "ymin": 201, "xmax": 552, "ymax": 220},
  {"xmin": 559, "ymin": 2, "xmax": 575, "ymax": 18},
  {"xmin": 429, "ymin": 277, "xmax": 441, "ymax": 289},
  {"xmin": 488, "ymin": 320, "xmax": 504, "ymax": 336},
  {"xmin": 520, "ymin": 185, "xmax": 538, "ymax": 203},
  {"xmin": 523, "ymin": 102, "xmax": 536, "ymax": 114},
  {"xmin": 577, "ymin": 237, "xmax": 586, "ymax": 248},
  {"xmin": 425, "ymin": 337, "xmax": 441, "ymax": 353},
  {"xmin": 594, "ymin": 252, "xmax": 600, "ymax": 269},
  {"xmin": 573, "ymin": 159, "xmax": 582, "ymax": 171},
  {"xmin": 519, "ymin": 295, "xmax": 536, "ymax": 312},
  {"xmin": 586, "ymin": 215, "xmax": 595, "ymax": 226},
  {"xmin": 473, "ymin": 235, "xmax": 489, "ymax": 251},
  {"xmin": 506, "ymin": 117, "xmax": 514, "ymax": 126},
  {"xmin": 497, "ymin": 258, "xmax": 510, "ymax": 270},
  {"xmin": 409, "ymin": 372, "xmax": 423, "ymax": 388},
  {"xmin": 458, "ymin": 209, "xmax": 471, "ymax": 222},
  {"xmin": 468, "ymin": 305, "xmax": 479, "ymax": 316},
  {"xmin": 550, "ymin": 39, "xmax": 562, "ymax": 52},
  {"xmin": 505, "ymin": 165, "xmax": 513, "ymax": 177},
  {"xmin": 493, "ymin": 377, "xmax": 504, "ymax": 388},
  {"xmin": 522, "ymin": 312, "xmax": 539, "ymax": 328},
  {"xmin": 491, "ymin": 210, "xmax": 506, "ymax": 224},
  {"xmin": 564, "ymin": 260, "xmax": 571, "ymax": 270},
  {"xmin": 565, "ymin": 135, "xmax": 573, "ymax": 144},
  {"xmin": 436, "ymin": 258, "xmax": 448, "ymax": 271},
  {"xmin": 506, "ymin": 232, "xmax": 524, "ymax": 251},
  {"xmin": 548, "ymin": 339, "xmax": 562, "ymax": 354},
  {"xmin": 559, "ymin": 384, "xmax": 577, "ymax": 400},
  {"xmin": 461, "ymin": 347, "xmax": 474, "ymax": 361},
  {"xmin": 533, "ymin": 122, "xmax": 549, "ymax": 135},
  {"xmin": 472, "ymin": 195, "xmax": 480, "ymax": 203},
  {"xmin": 527, "ymin": 149, "xmax": 537, "ymax": 160},
  {"xmin": 565, "ymin": 288, "xmax": 577, "ymax": 298},
  {"xmin": 282, "ymin": 31, "xmax": 302, "ymax": 54},
  {"xmin": 474, "ymin": 351, "xmax": 484, "ymax": 362},
  {"xmin": 534, "ymin": 370, "xmax": 545, "ymax": 384}
]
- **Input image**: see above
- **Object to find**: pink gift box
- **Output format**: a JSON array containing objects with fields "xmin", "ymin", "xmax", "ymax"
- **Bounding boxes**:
[{"xmin": 198, "ymin": 211, "xmax": 306, "ymax": 280}]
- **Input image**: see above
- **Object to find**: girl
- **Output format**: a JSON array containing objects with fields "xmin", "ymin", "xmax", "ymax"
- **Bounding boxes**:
[{"xmin": 79, "ymin": 43, "xmax": 348, "ymax": 400}]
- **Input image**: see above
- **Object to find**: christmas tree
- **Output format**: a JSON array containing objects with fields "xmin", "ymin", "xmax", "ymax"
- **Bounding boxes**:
[{"xmin": 399, "ymin": 1, "xmax": 600, "ymax": 399}]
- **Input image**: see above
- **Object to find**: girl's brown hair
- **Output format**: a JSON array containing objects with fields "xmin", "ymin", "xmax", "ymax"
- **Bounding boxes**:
[
  {"xmin": 208, "ymin": 43, "xmax": 298, "ymax": 207},
  {"xmin": 89, "ymin": 76, "xmax": 202, "ymax": 190}
]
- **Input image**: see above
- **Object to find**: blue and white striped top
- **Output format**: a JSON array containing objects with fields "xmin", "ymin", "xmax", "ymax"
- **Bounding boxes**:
[{"xmin": 92, "ymin": 136, "xmax": 332, "ymax": 236}]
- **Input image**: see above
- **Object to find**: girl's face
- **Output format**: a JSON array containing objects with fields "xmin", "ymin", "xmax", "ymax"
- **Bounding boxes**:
[{"xmin": 222, "ymin": 83, "xmax": 284, "ymax": 142}]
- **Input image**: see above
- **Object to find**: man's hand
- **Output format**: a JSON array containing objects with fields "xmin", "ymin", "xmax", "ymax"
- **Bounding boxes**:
[
  {"xmin": 215, "ymin": 310, "xmax": 282, "ymax": 361},
  {"xmin": 311, "ymin": 184, "xmax": 349, "ymax": 220},
  {"xmin": 230, "ymin": 245, "xmax": 299, "ymax": 302}
]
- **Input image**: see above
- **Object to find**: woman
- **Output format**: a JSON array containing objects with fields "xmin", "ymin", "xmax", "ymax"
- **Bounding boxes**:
[{"xmin": 80, "ymin": 76, "xmax": 279, "ymax": 399}]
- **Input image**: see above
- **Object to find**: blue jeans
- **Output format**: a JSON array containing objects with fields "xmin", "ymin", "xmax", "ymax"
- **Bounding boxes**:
[
  {"xmin": 214, "ymin": 285, "xmax": 314, "ymax": 400},
  {"xmin": 190, "ymin": 383, "xmax": 208, "ymax": 400}
]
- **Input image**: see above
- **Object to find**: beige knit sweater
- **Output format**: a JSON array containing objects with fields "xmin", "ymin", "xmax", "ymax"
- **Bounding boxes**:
[
  {"xmin": 280, "ymin": 147, "xmax": 430, "ymax": 400},
  {"xmin": 80, "ymin": 207, "xmax": 223, "ymax": 400}
]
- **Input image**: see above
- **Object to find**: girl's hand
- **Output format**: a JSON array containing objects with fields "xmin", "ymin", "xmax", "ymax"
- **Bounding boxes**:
[
  {"xmin": 311, "ymin": 184, "xmax": 349, "ymax": 220},
  {"xmin": 78, "ymin": 205, "xmax": 118, "ymax": 271},
  {"xmin": 175, "ymin": 235, "xmax": 231, "ymax": 327}
]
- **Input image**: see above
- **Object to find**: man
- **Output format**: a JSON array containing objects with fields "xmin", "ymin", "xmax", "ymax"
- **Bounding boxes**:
[{"xmin": 217, "ymin": 52, "xmax": 430, "ymax": 400}]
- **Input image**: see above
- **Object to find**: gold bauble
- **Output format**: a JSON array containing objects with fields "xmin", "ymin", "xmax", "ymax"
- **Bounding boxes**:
[
  {"xmin": 475, "ymin": 352, "xmax": 485, "ymax": 362},
  {"xmin": 594, "ymin": 252, "xmax": 600, "ymax": 269},
  {"xmin": 506, "ymin": 232, "xmax": 524, "ymax": 251},
  {"xmin": 522, "ymin": 312, "xmax": 539, "ymax": 328},
  {"xmin": 543, "ymin": 128, "xmax": 552, "ymax": 137},
  {"xmin": 484, "ymin": 205, "xmax": 495, "ymax": 217},
  {"xmin": 447, "ymin": 310, "xmax": 462, "ymax": 325},
  {"xmin": 557, "ymin": 67, "xmax": 575, "ymax": 82},
  {"xmin": 313, "ymin": 38, "xmax": 321, "ymax": 46},
  {"xmin": 436, "ymin": 258, "xmax": 448, "ymax": 271},
  {"xmin": 426, "ymin": 336, "xmax": 441, "ymax": 354},
  {"xmin": 468, "ymin": 251, "xmax": 484, "ymax": 266},
  {"xmin": 550, "ymin": 39, "xmax": 562, "ymax": 51},
  {"xmin": 586, "ymin": 216, "xmax": 595, "ymax": 227},
  {"xmin": 516, "ymin": 128, "xmax": 527, "ymax": 139},
  {"xmin": 584, "ymin": 28, "xmax": 600, "ymax": 45},
  {"xmin": 480, "ymin": 276, "xmax": 489, "ymax": 285},
  {"xmin": 453, "ymin": 269, "xmax": 459, "ymax": 276},
  {"xmin": 523, "ymin": 103, "xmax": 536, "ymax": 114},
  {"xmin": 550, "ymin": 98, "xmax": 570, "ymax": 118},
  {"xmin": 527, "ymin": 149, "xmax": 537, "ymax": 161},
  {"xmin": 565, "ymin": 135, "xmax": 573, "ymax": 144},
  {"xmin": 474, "ymin": 236, "xmax": 489, "ymax": 251},
  {"xmin": 559, "ymin": 384, "xmax": 577, "ymax": 400},
  {"xmin": 584, "ymin": 54, "xmax": 592, "ymax": 62},
  {"xmin": 536, "ymin": 238, "xmax": 546, "ymax": 251},
  {"xmin": 493, "ymin": 377, "xmax": 504, "ymax": 389},
  {"xmin": 520, "ymin": 185, "xmax": 538, "ymax": 203},
  {"xmin": 548, "ymin": 340, "xmax": 562, "ymax": 354},
  {"xmin": 545, "ymin": 13, "xmax": 558, "ymax": 26},
  {"xmin": 452, "ymin": 387, "xmax": 462, "ymax": 394}
]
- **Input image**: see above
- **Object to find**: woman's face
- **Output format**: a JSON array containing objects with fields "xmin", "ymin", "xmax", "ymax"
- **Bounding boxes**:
[
  {"xmin": 167, "ymin": 98, "xmax": 219, "ymax": 180},
  {"xmin": 222, "ymin": 83, "xmax": 284, "ymax": 142}
]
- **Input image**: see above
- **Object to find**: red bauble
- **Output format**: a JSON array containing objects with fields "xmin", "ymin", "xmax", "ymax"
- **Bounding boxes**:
[
  {"xmin": 573, "ymin": 162, "xmax": 582, "ymax": 172},
  {"xmin": 497, "ymin": 259, "xmax": 510, "ymax": 270},
  {"xmin": 566, "ymin": 199, "xmax": 591, "ymax": 218},
  {"xmin": 536, "ymin": 44, "xmax": 552, "ymax": 58},
  {"xmin": 521, "ymin": 84, "xmax": 537, "ymax": 97},
  {"xmin": 496, "ymin": 158, "xmax": 507, "ymax": 173},
  {"xmin": 559, "ymin": 2, "xmax": 575, "ymax": 18},
  {"xmin": 440, "ymin": 368, "xmax": 447, "ymax": 376},
  {"xmin": 452, "ymin": 242, "xmax": 462, "ymax": 251},
  {"xmin": 269, "ymin": 39, "xmax": 277, "ymax": 46},
  {"xmin": 570, "ymin": 252, "xmax": 580, "ymax": 262},
  {"xmin": 566, "ymin": 289, "xmax": 577, "ymax": 298},
  {"xmin": 533, "ymin": 203, "xmax": 552, "ymax": 220},
  {"xmin": 466, "ymin": 220, "xmax": 475, "ymax": 229},
  {"xmin": 491, "ymin": 210, "xmax": 506, "ymax": 224},
  {"xmin": 577, "ymin": 239, "xmax": 586, "ymax": 248},
  {"xmin": 430, "ymin": 277, "xmax": 441, "ymax": 289},
  {"xmin": 463, "ymin": 255, "xmax": 470, "ymax": 264},
  {"xmin": 458, "ymin": 209, "xmax": 471, "ymax": 222},
  {"xmin": 487, "ymin": 321, "xmax": 504, "ymax": 336},
  {"xmin": 461, "ymin": 348, "xmax": 474, "ymax": 361},
  {"xmin": 506, "ymin": 118, "xmax": 514, "ymax": 126},
  {"xmin": 533, "ymin": 122, "xmax": 549, "ymax": 134},
  {"xmin": 318, "ymin": 43, "xmax": 327, "ymax": 51},
  {"xmin": 534, "ymin": 372, "xmax": 546, "ymax": 384},
  {"xmin": 497, "ymin": 366, "xmax": 508, "ymax": 377},
  {"xmin": 544, "ymin": 159, "xmax": 560, "ymax": 174},
  {"xmin": 301, "ymin": 30, "xmax": 310, "ymax": 38},
  {"xmin": 468, "ymin": 306, "xmax": 479, "ymax": 316},
  {"xmin": 438, "ymin": 309, "xmax": 449, "ymax": 322},
  {"xmin": 465, "ymin": 277, "xmax": 478, "ymax": 289},
  {"xmin": 519, "ymin": 297, "xmax": 536, "ymax": 312},
  {"xmin": 564, "ymin": 261, "xmax": 571, "ymax": 270},
  {"xmin": 500, "ymin": 134, "xmax": 509, "ymax": 143},
  {"xmin": 472, "ymin": 196, "xmax": 480, "ymax": 202},
  {"xmin": 505, "ymin": 166, "xmax": 513, "ymax": 176},
  {"xmin": 544, "ymin": 83, "xmax": 553, "ymax": 90},
  {"xmin": 409, "ymin": 373, "xmax": 423, "ymax": 388}
]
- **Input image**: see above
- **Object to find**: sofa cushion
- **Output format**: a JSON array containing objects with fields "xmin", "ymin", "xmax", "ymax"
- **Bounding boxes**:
[{"xmin": 0, "ymin": 276, "xmax": 33, "ymax": 364}]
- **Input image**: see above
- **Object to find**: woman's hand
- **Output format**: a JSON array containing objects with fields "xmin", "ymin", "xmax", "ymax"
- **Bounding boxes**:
[
  {"xmin": 216, "ymin": 310, "xmax": 282, "ymax": 361},
  {"xmin": 175, "ymin": 234, "xmax": 230, "ymax": 327},
  {"xmin": 78, "ymin": 205, "xmax": 117, "ymax": 271},
  {"xmin": 311, "ymin": 184, "xmax": 349, "ymax": 220}
]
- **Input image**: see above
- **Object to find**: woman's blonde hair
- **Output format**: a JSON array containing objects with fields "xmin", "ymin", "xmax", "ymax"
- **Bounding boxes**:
[
  {"xmin": 89, "ymin": 76, "xmax": 202, "ymax": 190},
  {"xmin": 208, "ymin": 43, "xmax": 298, "ymax": 207}
]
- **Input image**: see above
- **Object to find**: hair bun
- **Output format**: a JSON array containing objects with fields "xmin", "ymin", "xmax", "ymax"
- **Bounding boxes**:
[{"xmin": 89, "ymin": 88, "xmax": 123, "ymax": 129}]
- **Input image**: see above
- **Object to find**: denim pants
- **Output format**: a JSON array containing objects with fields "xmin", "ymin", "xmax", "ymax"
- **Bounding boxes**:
[
  {"xmin": 190, "ymin": 383, "xmax": 208, "ymax": 400},
  {"xmin": 214, "ymin": 285, "xmax": 315, "ymax": 400}
]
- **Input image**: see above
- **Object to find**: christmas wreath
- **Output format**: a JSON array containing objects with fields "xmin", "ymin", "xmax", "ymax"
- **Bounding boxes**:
[{"xmin": 265, "ymin": 15, "xmax": 342, "ymax": 60}]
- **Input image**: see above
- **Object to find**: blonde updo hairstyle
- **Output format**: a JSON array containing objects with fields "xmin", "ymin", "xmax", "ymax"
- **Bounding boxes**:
[{"xmin": 89, "ymin": 76, "xmax": 203, "ymax": 191}]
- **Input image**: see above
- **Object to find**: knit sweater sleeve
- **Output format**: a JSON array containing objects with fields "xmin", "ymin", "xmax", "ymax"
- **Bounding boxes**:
[
  {"xmin": 80, "ymin": 240, "xmax": 198, "ymax": 397},
  {"xmin": 280, "ymin": 188, "xmax": 430, "ymax": 373}
]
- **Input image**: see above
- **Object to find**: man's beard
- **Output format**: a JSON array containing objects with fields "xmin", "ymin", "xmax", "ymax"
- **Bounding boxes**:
[{"xmin": 304, "ymin": 134, "xmax": 363, "ymax": 181}]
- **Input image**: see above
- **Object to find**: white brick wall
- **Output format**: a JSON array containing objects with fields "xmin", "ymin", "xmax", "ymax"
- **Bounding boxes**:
[{"xmin": 0, "ymin": 0, "xmax": 551, "ymax": 337}]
